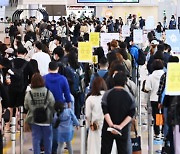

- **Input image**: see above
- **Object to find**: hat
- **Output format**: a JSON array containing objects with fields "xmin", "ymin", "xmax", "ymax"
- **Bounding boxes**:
[
  {"xmin": 151, "ymin": 40, "xmax": 159, "ymax": 45},
  {"xmin": 5, "ymin": 48, "xmax": 14, "ymax": 54},
  {"xmin": 0, "ymin": 58, "xmax": 11, "ymax": 68}
]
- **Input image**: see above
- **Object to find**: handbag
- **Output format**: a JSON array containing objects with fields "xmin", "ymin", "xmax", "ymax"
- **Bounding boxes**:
[
  {"xmin": 90, "ymin": 121, "xmax": 99, "ymax": 131},
  {"xmin": 131, "ymin": 122, "xmax": 141, "ymax": 154},
  {"xmin": 156, "ymin": 110, "xmax": 164, "ymax": 126},
  {"xmin": 141, "ymin": 80, "xmax": 149, "ymax": 93}
]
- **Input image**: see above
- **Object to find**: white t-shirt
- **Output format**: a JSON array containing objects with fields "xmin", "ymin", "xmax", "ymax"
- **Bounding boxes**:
[{"xmin": 32, "ymin": 51, "xmax": 51, "ymax": 76}]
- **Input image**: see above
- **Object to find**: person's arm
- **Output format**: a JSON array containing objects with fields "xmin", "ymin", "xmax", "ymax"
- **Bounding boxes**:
[
  {"xmin": 85, "ymin": 97, "xmax": 92, "ymax": 128},
  {"xmin": 104, "ymin": 113, "xmax": 114, "ymax": 127},
  {"xmin": 114, "ymin": 116, "xmax": 132, "ymax": 131}
]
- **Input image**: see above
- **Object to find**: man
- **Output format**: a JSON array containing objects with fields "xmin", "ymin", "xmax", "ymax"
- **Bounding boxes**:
[
  {"xmin": 7, "ymin": 47, "xmax": 32, "ymax": 133},
  {"xmin": 90, "ymin": 57, "xmax": 108, "ymax": 89},
  {"xmin": 129, "ymin": 37, "xmax": 139, "ymax": 83},
  {"xmin": 43, "ymin": 61, "xmax": 72, "ymax": 154},
  {"xmin": 32, "ymin": 41, "xmax": 51, "ymax": 76},
  {"xmin": 101, "ymin": 71, "xmax": 135, "ymax": 154}
]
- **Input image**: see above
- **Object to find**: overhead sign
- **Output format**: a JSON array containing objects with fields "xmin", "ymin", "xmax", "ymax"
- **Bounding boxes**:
[
  {"xmin": 122, "ymin": 25, "xmax": 130, "ymax": 37},
  {"xmin": 78, "ymin": 42, "xmax": 93, "ymax": 63},
  {"xmin": 166, "ymin": 63, "xmax": 180, "ymax": 95},
  {"xmin": 133, "ymin": 29, "xmax": 143, "ymax": 44},
  {"xmin": 100, "ymin": 33, "xmax": 119, "ymax": 54},
  {"xmin": 89, "ymin": 32, "xmax": 100, "ymax": 47},
  {"xmin": 165, "ymin": 30, "xmax": 180, "ymax": 53}
]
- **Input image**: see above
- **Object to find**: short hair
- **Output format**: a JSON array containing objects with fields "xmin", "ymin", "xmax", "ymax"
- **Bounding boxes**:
[
  {"xmin": 157, "ymin": 44, "xmax": 165, "ymax": 52},
  {"xmin": 91, "ymin": 77, "xmax": 107, "ymax": 96},
  {"xmin": 113, "ymin": 71, "xmax": 127, "ymax": 87},
  {"xmin": 31, "ymin": 73, "xmax": 45, "ymax": 88},
  {"xmin": 99, "ymin": 57, "xmax": 107, "ymax": 66},
  {"xmin": 49, "ymin": 61, "xmax": 58, "ymax": 71},
  {"xmin": 17, "ymin": 47, "xmax": 28, "ymax": 55},
  {"xmin": 34, "ymin": 41, "xmax": 43, "ymax": 50},
  {"xmin": 53, "ymin": 46, "xmax": 64, "ymax": 58},
  {"xmin": 119, "ymin": 42, "xmax": 127, "ymax": 49},
  {"xmin": 54, "ymin": 36, "xmax": 62, "ymax": 44},
  {"xmin": 152, "ymin": 59, "xmax": 164, "ymax": 70},
  {"xmin": 65, "ymin": 42, "xmax": 72, "ymax": 53},
  {"xmin": 110, "ymin": 39, "xmax": 118, "ymax": 48}
]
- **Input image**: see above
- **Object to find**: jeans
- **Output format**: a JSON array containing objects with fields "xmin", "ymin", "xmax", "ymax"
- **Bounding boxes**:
[
  {"xmin": 163, "ymin": 107, "xmax": 169, "ymax": 137},
  {"xmin": 57, "ymin": 141, "xmax": 73, "ymax": 154},
  {"xmin": 31, "ymin": 124, "xmax": 52, "ymax": 154},
  {"xmin": 52, "ymin": 128, "xmax": 58, "ymax": 154}
]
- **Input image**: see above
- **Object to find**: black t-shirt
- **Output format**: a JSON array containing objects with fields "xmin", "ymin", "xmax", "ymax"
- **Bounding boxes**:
[{"xmin": 102, "ymin": 88, "xmax": 135, "ymax": 137}]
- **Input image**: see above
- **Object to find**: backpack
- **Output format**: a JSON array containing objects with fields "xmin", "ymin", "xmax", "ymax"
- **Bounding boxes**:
[
  {"xmin": 94, "ymin": 71, "xmax": 108, "ymax": 81},
  {"xmin": 9, "ymin": 61, "xmax": 28, "ymax": 92},
  {"xmin": 29, "ymin": 90, "xmax": 49, "ymax": 123},
  {"xmin": 66, "ymin": 66, "xmax": 82, "ymax": 95},
  {"xmin": 137, "ymin": 48, "xmax": 146, "ymax": 65}
]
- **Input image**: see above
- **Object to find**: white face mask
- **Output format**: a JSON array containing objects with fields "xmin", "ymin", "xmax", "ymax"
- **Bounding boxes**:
[
  {"xmin": 53, "ymin": 54, "xmax": 57, "ymax": 60},
  {"xmin": 14, "ymin": 45, "xmax": 18, "ymax": 49}
]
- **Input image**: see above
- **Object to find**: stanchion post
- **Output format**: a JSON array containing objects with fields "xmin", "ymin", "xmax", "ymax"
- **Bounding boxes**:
[
  {"xmin": 138, "ymin": 79, "xmax": 142, "ymax": 126},
  {"xmin": 20, "ymin": 106, "xmax": 24, "ymax": 154},
  {"xmin": 11, "ymin": 117, "xmax": 16, "ymax": 154},
  {"xmin": 80, "ymin": 114, "xmax": 86, "ymax": 154},
  {"xmin": 148, "ymin": 105, "xmax": 154, "ymax": 154}
]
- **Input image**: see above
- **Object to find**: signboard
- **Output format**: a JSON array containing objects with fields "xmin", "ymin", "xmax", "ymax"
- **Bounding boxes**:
[
  {"xmin": 133, "ymin": 29, "xmax": 143, "ymax": 44},
  {"xmin": 100, "ymin": 33, "xmax": 120, "ymax": 54},
  {"xmin": 78, "ymin": 42, "xmax": 93, "ymax": 63},
  {"xmin": 145, "ymin": 16, "xmax": 155, "ymax": 30},
  {"xmin": 166, "ymin": 63, "xmax": 180, "ymax": 95},
  {"xmin": 89, "ymin": 32, "xmax": 100, "ymax": 47},
  {"xmin": 165, "ymin": 30, "xmax": 180, "ymax": 53},
  {"xmin": 122, "ymin": 25, "xmax": 130, "ymax": 37}
]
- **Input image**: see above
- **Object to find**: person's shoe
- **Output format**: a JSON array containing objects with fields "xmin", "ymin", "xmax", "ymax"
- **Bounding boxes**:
[{"xmin": 154, "ymin": 134, "xmax": 161, "ymax": 140}]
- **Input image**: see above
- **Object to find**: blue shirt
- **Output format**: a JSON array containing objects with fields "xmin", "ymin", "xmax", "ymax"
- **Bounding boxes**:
[
  {"xmin": 90, "ymin": 69, "xmax": 108, "ymax": 89},
  {"xmin": 43, "ymin": 73, "xmax": 72, "ymax": 103}
]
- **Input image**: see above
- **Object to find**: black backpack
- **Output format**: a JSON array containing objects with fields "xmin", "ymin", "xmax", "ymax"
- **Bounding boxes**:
[
  {"xmin": 10, "ymin": 61, "xmax": 28, "ymax": 92},
  {"xmin": 137, "ymin": 48, "xmax": 146, "ymax": 65},
  {"xmin": 29, "ymin": 90, "xmax": 49, "ymax": 123}
]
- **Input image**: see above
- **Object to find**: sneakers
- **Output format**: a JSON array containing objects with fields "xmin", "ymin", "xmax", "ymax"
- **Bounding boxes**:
[{"xmin": 154, "ymin": 134, "xmax": 161, "ymax": 140}]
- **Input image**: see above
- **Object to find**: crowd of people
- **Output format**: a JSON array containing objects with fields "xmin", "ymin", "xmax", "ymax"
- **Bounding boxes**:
[{"xmin": 0, "ymin": 13, "xmax": 179, "ymax": 154}]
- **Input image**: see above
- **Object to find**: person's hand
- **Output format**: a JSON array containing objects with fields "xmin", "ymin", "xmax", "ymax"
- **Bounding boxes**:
[
  {"xmin": 75, "ymin": 126, "xmax": 79, "ymax": 130},
  {"xmin": 158, "ymin": 103, "xmax": 163, "ymax": 109},
  {"xmin": 113, "ymin": 124, "xmax": 122, "ymax": 131}
]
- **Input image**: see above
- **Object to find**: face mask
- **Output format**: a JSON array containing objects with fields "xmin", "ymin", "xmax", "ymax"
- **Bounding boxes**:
[
  {"xmin": 14, "ymin": 45, "xmax": 18, "ymax": 49},
  {"xmin": 51, "ymin": 27, "xmax": 54, "ymax": 30}
]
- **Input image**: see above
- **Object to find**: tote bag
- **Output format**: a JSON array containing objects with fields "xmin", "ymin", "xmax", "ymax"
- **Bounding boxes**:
[{"xmin": 131, "ymin": 122, "xmax": 141, "ymax": 154}]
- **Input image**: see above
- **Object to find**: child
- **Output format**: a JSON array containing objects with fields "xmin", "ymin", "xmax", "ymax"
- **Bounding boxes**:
[{"xmin": 54, "ymin": 102, "xmax": 79, "ymax": 154}]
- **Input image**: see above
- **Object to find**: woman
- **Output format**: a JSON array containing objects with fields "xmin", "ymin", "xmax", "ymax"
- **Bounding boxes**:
[
  {"xmin": 24, "ymin": 73, "xmax": 55, "ymax": 154},
  {"xmin": 85, "ymin": 77, "xmax": 107, "ymax": 154},
  {"xmin": 145, "ymin": 59, "xmax": 164, "ymax": 139}
]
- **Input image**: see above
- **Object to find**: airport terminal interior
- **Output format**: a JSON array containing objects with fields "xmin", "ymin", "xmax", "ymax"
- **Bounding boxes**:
[{"xmin": 0, "ymin": 0, "xmax": 180, "ymax": 154}]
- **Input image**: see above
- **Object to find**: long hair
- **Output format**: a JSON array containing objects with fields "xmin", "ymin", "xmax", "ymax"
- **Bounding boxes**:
[{"xmin": 91, "ymin": 77, "xmax": 107, "ymax": 96}]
